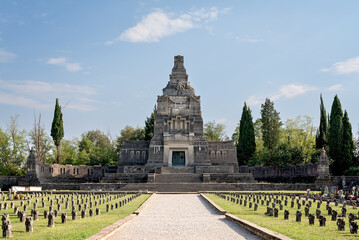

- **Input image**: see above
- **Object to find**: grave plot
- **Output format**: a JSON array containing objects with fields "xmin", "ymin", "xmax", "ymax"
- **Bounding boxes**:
[
  {"xmin": 205, "ymin": 192, "xmax": 359, "ymax": 240},
  {"xmin": 0, "ymin": 191, "xmax": 150, "ymax": 239}
]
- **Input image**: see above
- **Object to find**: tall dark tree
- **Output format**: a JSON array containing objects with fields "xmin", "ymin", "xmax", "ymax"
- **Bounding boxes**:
[
  {"xmin": 342, "ymin": 110, "xmax": 355, "ymax": 171},
  {"xmin": 316, "ymin": 94, "xmax": 328, "ymax": 149},
  {"xmin": 51, "ymin": 98, "xmax": 64, "ymax": 164},
  {"xmin": 237, "ymin": 102, "xmax": 256, "ymax": 165},
  {"xmin": 144, "ymin": 105, "xmax": 157, "ymax": 140},
  {"xmin": 260, "ymin": 98, "xmax": 281, "ymax": 150},
  {"xmin": 328, "ymin": 95, "xmax": 343, "ymax": 175}
]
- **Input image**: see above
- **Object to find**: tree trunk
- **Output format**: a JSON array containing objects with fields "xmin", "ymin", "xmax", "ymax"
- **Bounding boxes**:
[{"xmin": 56, "ymin": 144, "xmax": 61, "ymax": 164}]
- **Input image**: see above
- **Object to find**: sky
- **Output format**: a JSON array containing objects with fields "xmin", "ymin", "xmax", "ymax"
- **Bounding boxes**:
[{"xmin": 0, "ymin": 0, "xmax": 359, "ymax": 141}]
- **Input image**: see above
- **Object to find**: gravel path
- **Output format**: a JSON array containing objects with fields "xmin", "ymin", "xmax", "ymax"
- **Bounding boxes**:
[{"xmin": 108, "ymin": 194, "xmax": 262, "ymax": 240}]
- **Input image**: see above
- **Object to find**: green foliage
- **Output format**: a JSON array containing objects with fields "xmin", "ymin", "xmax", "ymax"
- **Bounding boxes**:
[
  {"xmin": 0, "ymin": 116, "xmax": 27, "ymax": 176},
  {"xmin": 342, "ymin": 110, "xmax": 355, "ymax": 168},
  {"xmin": 204, "ymin": 121, "xmax": 226, "ymax": 141},
  {"xmin": 237, "ymin": 102, "xmax": 256, "ymax": 165},
  {"xmin": 328, "ymin": 95, "xmax": 344, "ymax": 175},
  {"xmin": 260, "ymin": 98, "xmax": 281, "ymax": 150},
  {"xmin": 316, "ymin": 94, "xmax": 328, "ymax": 149},
  {"xmin": 345, "ymin": 166, "xmax": 359, "ymax": 176},
  {"xmin": 50, "ymin": 98, "xmax": 64, "ymax": 163},
  {"xmin": 144, "ymin": 105, "xmax": 156, "ymax": 141},
  {"xmin": 251, "ymin": 115, "xmax": 316, "ymax": 166},
  {"xmin": 116, "ymin": 125, "xmax": 145, "ymax": 153},
  {"xmin": 78, "ymin": 130, "xmax": 117, "ymax": 166}
]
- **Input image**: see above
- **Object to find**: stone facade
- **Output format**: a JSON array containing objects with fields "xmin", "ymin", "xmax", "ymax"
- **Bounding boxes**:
[{"xmin": 119, "ymin": 56, "xmax": 238, "ymax": 174}]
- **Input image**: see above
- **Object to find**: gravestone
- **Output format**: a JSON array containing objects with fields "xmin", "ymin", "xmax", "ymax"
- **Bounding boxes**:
[
  {"xmin": 349, "ymin": 213, "xmax": 356, "ymax": 223},
  {"xmin": 308, "ymin": 214, "xmax": 315, "ymax": 225},
  {"xmin": 48, "ymin": 213, "xmax": 55, "ymax": 227},
  {"xmin": 89, "ymin": 209, "xmax": 94, "ymax": 217},
  {"xmin": 72, "ymin": 211, "xmax": 77, "ymax": 220},
  {"xmin": 96, "ymin": 208, "xmax": 100, "ymax": 215},
  {"xmin": 341, "ymin": 207, "xmax": 347, "ymax": 217},
  {"xmin": 316, "ymin": 208, "xmax": 321, "ymax": 219},
  {"xmin": 44, "ymin": 210, "xmax": 48, "ymax": 219},
  {"xmin": 350, "ymin": 221, "xmax": 358, "ymax": 234},
  {"xmin": 25, "ymin": 217, "xmax": 33, "ymax": 232},
  {"xmin": 19, "ymin": 211, "xmax": 26, "ymax": 222},
  {"xmin": 61, "ymin": 213, "xmax": 67, "ymax": 223},
  {"xmin": 296, "ymin": 211, "xmax": 302, "ymax": 222},
  {"xmin": 337, "ymin": 218, "xmax": 345, "ymax": 231},
  {"xmin": 81, "ymin": 209, "xmax": 86, "ymax": 218},
  {"xmin": 254, "ymin": 203, "xmax": 258, "ymax": 211},
  {"xmin": 284, "ymin": 210, "xmax": 289, "ymax": 220},
  {"xmin": 2, "ymin": 220, "xmax": 12, "ymax": 238},
  {"xmin": 332, "ymin": 210, "xmax": 337, "ymax": 221},
  {"xmin": 274, "ymin": 208, "xmax": 278, "ymax": 218},
  {"xmin": 31, "ymin": 209, "xmax": 39, "ymax": 221},
  {"xmin": 319, "ymin": 215, "xmax": 326, "ymax": 226}
]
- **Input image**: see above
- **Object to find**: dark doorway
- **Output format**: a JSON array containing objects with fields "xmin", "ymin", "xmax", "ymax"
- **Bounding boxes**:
[{"xmin": 172, "ymin": 151, "xmax": 185, "ymax": 166}]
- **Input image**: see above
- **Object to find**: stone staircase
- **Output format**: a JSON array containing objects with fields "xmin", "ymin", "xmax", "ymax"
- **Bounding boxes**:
[
  {"xmin": 160, "ymin": 167, "xmax": 195, "ymax": 174},
  {"xmin": 155, "ymin": 173, "xmax": 202, "ymax": 183}
]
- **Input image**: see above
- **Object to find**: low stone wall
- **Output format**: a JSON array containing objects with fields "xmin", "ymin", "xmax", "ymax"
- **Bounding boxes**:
[
  {"xmin": 195, "ymin": 165, "xmax": 234, "ymax": 174},
  {"xmin": 240, "ymin": 164, "xmax": 318, "ymax": 183},
  {"xmin": 0, "ymin": 176, "xmax": 23, "ymax": 190},
  {"xmin": 209, "ymin": 173, "xmax": 256, "ymax": 183}
]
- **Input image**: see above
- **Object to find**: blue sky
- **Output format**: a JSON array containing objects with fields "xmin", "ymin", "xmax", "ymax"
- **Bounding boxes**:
[{"xmin": 0, "ymin": 0, "xmax": 359, "ymax": 140}]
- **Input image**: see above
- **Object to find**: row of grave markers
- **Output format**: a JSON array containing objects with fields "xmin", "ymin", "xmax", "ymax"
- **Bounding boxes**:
[
  {"xmin": 214, "ymin": 192, "xmax": 359, "ymax": 235},
  {"xmin": 1, "ymin": 192, "xmax": 142, "ymax": 238}
]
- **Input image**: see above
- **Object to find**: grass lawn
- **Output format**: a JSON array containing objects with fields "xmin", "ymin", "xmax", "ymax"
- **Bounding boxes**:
[
  {"xmin": 0, "ymin": 192, "xmax": 150, "ymax": 240},
  {"xmin": 206, "ymin": 193, "xmax": 359, "ymax": 240}
]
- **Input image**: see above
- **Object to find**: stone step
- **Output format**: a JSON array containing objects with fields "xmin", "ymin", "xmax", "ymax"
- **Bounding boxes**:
[
  {"xmin": 160, "ymin": 167, "xmax": 195, "ymax": 174},
  {"xmin": 155, "ymin": 173, "xmax": 202, "ymax": 183}
]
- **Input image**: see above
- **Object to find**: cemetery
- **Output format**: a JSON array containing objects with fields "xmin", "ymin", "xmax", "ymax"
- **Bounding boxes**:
[{"xmin": 0, "ymin": 191, "xmax": 149, "ymax": 239}]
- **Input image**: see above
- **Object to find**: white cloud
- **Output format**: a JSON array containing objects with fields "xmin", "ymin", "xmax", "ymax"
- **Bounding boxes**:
[
  {"xmin": 0, "ymin": 49, "xmax": 16, "ymax": 63},
  {"xmin": 247, "ymin": 84, "xmax": 317, "ymax": 106},
  {"xmin": 107, "ymin": 7, "xmax": 226, "ymax": 44},
  {"xmin": 321, "ymin": 57, "xmax": 359, "ymax": 74},
  {"xmin": 326, "ymin": 84, "xmax": 343, "ymax": 91},
  {"xmin": 0, "ymin": 79, "xmax": 98, "ymax": 111},
  {"xmin": 47, "ymin": 57, "xmax": 82, "ymax": 72}
]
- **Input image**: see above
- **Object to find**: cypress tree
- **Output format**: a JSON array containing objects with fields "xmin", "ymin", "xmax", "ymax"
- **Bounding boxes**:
[
  {"xmin": 328, "ymin": 95, "xmax": 343, "ymax": 175},
  {"xmin": 316, "ymin": 94, "xmax": 328, "ymax": 149},
  {"xmin": 237, "ymin": 102, "xmax": 256, "ymax": 165},
  {"xmin": 144, "ymin": 105, "xmax": 157, "ymax": 140},
  {"xmin": 51, "ymin": 98, "xmax": 64, "ymax": 164},
  {"xmin": 260, "ymin": 98, "xmax": 281, "ymax": 150},
  {"xmin": 342, "ymin": 110, "xmax": 354, "ymax": 172}
]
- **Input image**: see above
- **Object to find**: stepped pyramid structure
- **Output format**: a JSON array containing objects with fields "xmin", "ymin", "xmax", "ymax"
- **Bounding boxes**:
[{"xmin": 118, "ymin": 56, "xmax": 241, "ymax": 179}]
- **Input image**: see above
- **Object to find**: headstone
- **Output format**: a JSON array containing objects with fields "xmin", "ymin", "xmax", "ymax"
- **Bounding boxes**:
[
  {"xmin": 19, "ymin": 211, "xmax": 26, "ymax": 222},
  {"xmin": 254, "ymin": 203, "xmax": 258, "ymax": 211},
  {"xmin": 274, "ymin": 208, "xmax": 279, "ymax": 218},
  {"xmin": 61, "ymin": 213, "xmax": 67, "ymax": 223},
  {"xmin": 341, "ymin": 207, "xmax": 347, "ymax": 217},
  {"xmin": 31, "ymin": 209, "xmax": 39, "ymax": 221},
  {"xmin": 89, "ymin": 209, "xmax": 94, "ymax": 217},
  {"xmin": 13, "ymin": 206, "xmax": 18, "ymax": 215},
  {"xmin": 284, "ymin": 210, "xmax": 289, "ymax": 220},
  {"xmin": 44, "ymin": 210, "xmax": 48, "ymax": 219},
  {"xmin": 332, "ymin": 210, "xmax": 338, "ymax": 221},
  {"xmin": 96, "ymin": 208, "xmax": 100, "ymax": 215},
  {"xmin": 350, "ymin": 221, "xmax": 358, "ymax": 234},
  {"xmin": 48, "ymin": 213, "xmax": 54, "ymax": 227},
  {"xmin": 337, "ymin": 218, "xmax": 345, "ymax": 231},
  {"xmin": 81, "ymin": 210, "xmax": 86, "ymax": 218},
  {"xmin": 2, "ymin": 220, "xmax": 12, "ymax": 238},
  {"xmin": 25, "ymin": 217, "xmax": 33, "ymax": 232},
  {"xmin": 296, "ymin": 211, "xmax": 302, "ymax": 222},
  {"xmin": 72, "ymin": 211, "xmax": 77, "ymax": 220},
  {"xmin": 349, "ymin": 213, "xmax": 356, "ymax": 222},
  {"xmin": 316, "ymin": 208, "xmax": 321, "ymax": 219},
  {"xmin": 319, "ymin": 215, "xmax": 326, "ymax": 226},
  {"xmin": 308, "ymin": 214, "xmax": 315, "ymax": 225}
]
